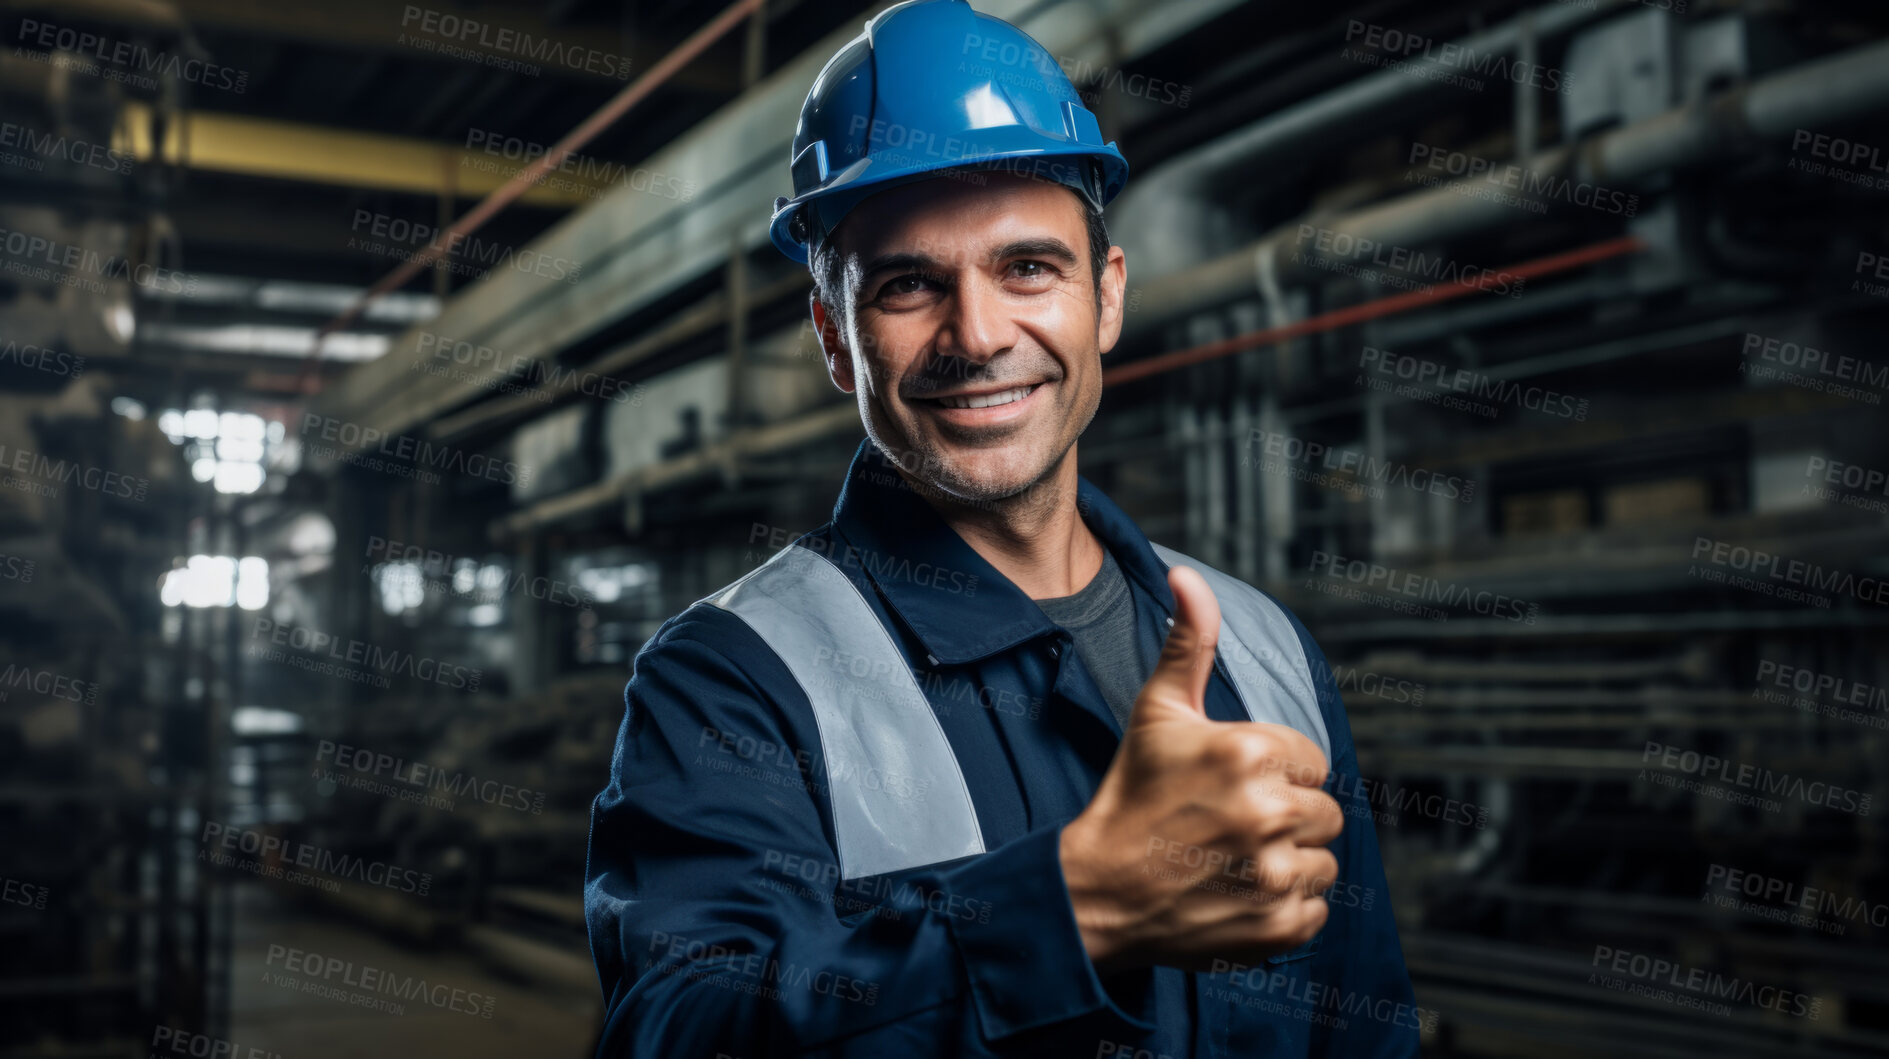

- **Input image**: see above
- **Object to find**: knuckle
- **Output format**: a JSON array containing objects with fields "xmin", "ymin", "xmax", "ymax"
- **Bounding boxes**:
[
  {"xmin": 1207, "ymin": 729, "xmax": 1281, "ymax": 777},
  {"xmin": 1315, "ymin": 788, "xmax": 1344, "ymax": 817},
  {"xmin": 1309, "ymin": 850, "xmax": 1339, "ymax": 886},
  {"xmin": 1237, "ymin": 789, "xmax": 1294, "ymax": 841},
  {"xmin": 1260, "ymin": 724, "xmax": 1328, "ymax": 782},
  {"xmin": 1295, "ymin": 759, "xmax": 1331, "ymax": 788},
  {"xmin": 1284, "ymin": 851, "xmax": 1334, "ymax": 897},
  {"xmin": 1245, "ymin": 722, "xmax": 1289, "ymax": 753},
  {"xmin": 1162, "ymin": 624, "xmax": 1215, "ymax": 662},
  {"xmin": 1250, "ymin": 852, "xmax": 1286, "ymax": 892},
  {"xmin": 1295, "ymin": 787, "xmax": 1341, "ymax": 825},
  {"xmin": 1157, "ymin": 632, "xmax": 1196, "ymax": 667},
  {"xmin": 1293, "ymin": 898, "xmax": 1329, "ymax": 945},
  {"xmin": 1197, "ymin": 622, "xmax": 1219, "ymax": 653},
  {"xmin": 1200, "ymin": 732, "xmax": 1253, "ymax": 774},
  {"xmin": 1264, "ymin": 786, "xmax": 1317, "ymax": 829}
]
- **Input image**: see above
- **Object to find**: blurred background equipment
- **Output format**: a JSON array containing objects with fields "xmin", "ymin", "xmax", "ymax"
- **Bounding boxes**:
[{"xmin": 2, "ymin": 0, "xmax": 1887, "ymax": 1056}]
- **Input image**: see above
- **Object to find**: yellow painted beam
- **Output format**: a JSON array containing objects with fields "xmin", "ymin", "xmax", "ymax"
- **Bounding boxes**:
[{"xmin": 117, "ymin": 102, "xmax": 616, "ymax": 207}]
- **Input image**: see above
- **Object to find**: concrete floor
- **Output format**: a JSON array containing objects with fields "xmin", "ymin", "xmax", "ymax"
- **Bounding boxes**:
[{"xmin": 228, "ymin": 884, "xmax": 602, "ymax": 1059}]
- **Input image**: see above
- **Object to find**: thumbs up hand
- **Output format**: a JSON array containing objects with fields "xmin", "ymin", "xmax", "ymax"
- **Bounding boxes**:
[
  {"xmin": 1129, "ymin": 563, "xmax": 1227, "ymax": 727},
  {"xmin": 1058, "ymin": 566, "xmax": 1344, "ymax": 973}
]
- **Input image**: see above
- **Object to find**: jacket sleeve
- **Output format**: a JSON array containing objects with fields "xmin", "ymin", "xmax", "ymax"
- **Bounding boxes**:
[
  {"xmin": 583, "ymin": 608, "xmax": 1161, "ymax": 1057},
  {"xmin": 1286, "ymin": 611, "xmax": 1424, "ymax": 1058}
]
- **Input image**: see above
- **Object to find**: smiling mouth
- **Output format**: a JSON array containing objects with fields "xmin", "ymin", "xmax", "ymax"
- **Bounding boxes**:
[{"xmin": 922, "ymin": 384, "xmax": 1040, "ymax": 410}]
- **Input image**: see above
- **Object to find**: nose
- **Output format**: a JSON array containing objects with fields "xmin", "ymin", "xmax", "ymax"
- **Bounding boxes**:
[{"xmin": 936, "ymin": 272, "xmax": 1018, "ymax": 369}]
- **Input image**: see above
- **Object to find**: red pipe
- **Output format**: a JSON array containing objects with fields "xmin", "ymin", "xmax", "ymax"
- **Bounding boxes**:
[
  {"xmin": 304, "ymin": 0, "xmax": 767, "ymax": 390},
  {"xmin": 1102, "ymin": 234, "xmax": 1647, "ymax": 388}
]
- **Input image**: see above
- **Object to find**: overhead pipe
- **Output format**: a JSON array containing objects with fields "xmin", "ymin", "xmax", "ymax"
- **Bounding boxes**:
[
  {"xmin": 303, "ymin": 0, "xmax": 768, "ymax": 390},
  {"xmin": 1104, "ymin": 235, "xmax": 1645, "ymax": 387},
  {"xmin": 1277, "ymin": 38, "xmax": 1889, "ymax": 285},
  {"xmin": 1109, "ymin": 0, "xmax": 1631, "ymax": 279},
  {"xmin": 1122, "ymin": 35, "xmax": 1889, "ymax": 345}
]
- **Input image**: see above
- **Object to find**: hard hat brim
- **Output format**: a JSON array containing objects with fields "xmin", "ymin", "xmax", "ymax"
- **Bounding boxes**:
[{"xmin": 769, "ymin": 144, "xmax": 1128, "ymax": 265}]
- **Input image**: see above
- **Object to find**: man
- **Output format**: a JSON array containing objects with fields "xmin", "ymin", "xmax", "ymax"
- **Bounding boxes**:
[{"xmin": 584, "ymin": 2, "xmax": 1418, "ymax": 1056}]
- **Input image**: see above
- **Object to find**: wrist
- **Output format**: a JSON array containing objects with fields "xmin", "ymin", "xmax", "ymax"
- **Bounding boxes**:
[{"xmin": 1059, "ymin": 818, "xmax": 1131, "ymax": 972}]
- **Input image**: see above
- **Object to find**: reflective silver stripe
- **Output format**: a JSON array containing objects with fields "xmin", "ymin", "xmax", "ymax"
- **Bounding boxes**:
[
  {"xmin": 1148, "ymin": 543, "xmax": 1332, "ymax": 764},
  {"xmin": 703, "ymin": 543, "xmax": 986, "ymax": 879}
]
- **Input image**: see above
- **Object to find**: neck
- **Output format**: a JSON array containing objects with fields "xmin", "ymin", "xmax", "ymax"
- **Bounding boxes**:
[{"xmin": 895, "ymin": 446, "xmax": 1104, "ymax": 600}]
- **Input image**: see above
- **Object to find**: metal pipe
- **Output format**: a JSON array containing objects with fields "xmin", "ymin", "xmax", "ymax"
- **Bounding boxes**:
[
  {"xmin": 1104, "ymin": 235, "xmax": 1646, "ymax": 387},
  {"xmin": 1123, "ymin": 36, "xmax": 1889, "ymax": 346},
  {"xmin": 1110, "ymin": 0, "xmax": 1628, "ymax": 277},
  {"xmin": 306, "ymin": 0, "xmax": 768, "ymax": 383},
  {"xmin": 1279, "ymin": 36, "xmax": 1889, "ymax": 284}
]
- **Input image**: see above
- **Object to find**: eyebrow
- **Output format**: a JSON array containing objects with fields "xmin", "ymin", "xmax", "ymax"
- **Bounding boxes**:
[{"xmin": 858, "ymin": 237, "xmax": 1080, "ymax": 284}]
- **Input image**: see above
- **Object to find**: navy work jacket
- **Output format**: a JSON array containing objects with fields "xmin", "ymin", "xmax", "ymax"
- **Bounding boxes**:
[{"xmin": 586, "ymin": 437, "xmax": 1418, "ymax": 1058}]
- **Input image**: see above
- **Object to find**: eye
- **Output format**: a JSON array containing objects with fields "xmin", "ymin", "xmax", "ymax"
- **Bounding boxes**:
[
  {"xmin": 872, "ymin": 271, "xmax": 944, "ymax": 306},
  {"xmin": 1005, "ymin": 259, "xmax": 1058, "ymax": 288}
]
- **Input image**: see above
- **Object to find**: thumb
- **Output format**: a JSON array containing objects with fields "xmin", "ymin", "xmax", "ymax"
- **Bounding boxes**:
[{"xmin": 1130, "ymin": 565, "xmax": 1221, "ymax": 726}]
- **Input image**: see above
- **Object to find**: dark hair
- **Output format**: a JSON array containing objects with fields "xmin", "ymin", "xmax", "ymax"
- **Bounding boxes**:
[{"xmin": 810, "ymin": 181, "xmax": 1110, "ymax": 323}]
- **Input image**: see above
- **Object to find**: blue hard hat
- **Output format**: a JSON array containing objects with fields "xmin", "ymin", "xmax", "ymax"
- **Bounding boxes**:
[{"xmin": 768, "ymin": 0, "xmax": 1130, "ymax": 264}]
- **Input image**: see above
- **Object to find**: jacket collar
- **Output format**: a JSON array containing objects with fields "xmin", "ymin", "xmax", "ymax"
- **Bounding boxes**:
[{"xmin": 828, "ymin": 437, "xmax": 1177, "ymax": 666}]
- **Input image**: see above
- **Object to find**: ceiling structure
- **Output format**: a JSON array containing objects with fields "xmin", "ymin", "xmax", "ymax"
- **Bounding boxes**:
[{"xmin": 0, "ymin": 0, "xmax": 862, "ymax": 395}]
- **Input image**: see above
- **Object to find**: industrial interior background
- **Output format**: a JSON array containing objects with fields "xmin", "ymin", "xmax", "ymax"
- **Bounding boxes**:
[{"xmin": 2, "ymin": 0, "xmax": 1887, "ymax": 1055}]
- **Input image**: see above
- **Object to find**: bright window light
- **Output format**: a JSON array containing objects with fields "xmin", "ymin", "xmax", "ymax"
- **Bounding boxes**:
[
  {"xmin": 183, "ymin": 409, "xmax": 220, "ymax": 439},
  {"xmin": 232, "ymin": 706, "xmax": 303, "ymax": 735},
  {"xmin": 217, "ymin": 437, "xmax": 265, "ymax": 463},
  {"xmin": 374, "ymin": 561, "xmax": 427, "ymax": 615},
  {"xmin": 161, "ymin": 555, "xmax": 269, "ymax": 609},
  {"xmin": 213, "ymin": 461, "xmax": 265, "ymax": 494},
  {"xmin": 236, "ymin": 556, "xmax": 269, "ymax": 610},
  {"xmin": 164, "ymin": 410, "xmax": 276, "ymax": 493},
  {"xmin": 222, "ymin": 412, "xmax": 265, "ymax": 440},
  {"xmin": 573, "ymin": 562, "xmax": 657, "ymax": 606}
]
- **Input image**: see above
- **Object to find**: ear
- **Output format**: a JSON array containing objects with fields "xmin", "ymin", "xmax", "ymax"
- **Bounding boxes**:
[
  {"xmin": 811, "ymin": 291, "xmax": 855, "ymax": 394},
  {"xmin": 1097, "ymin": 243, "xmax": 1127, "ymax": 356}
]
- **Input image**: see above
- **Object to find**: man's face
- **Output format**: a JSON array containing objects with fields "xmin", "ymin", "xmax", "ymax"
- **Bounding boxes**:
[{"xmin": 812, "ymin": 171, "xmax": 1127, "ymax": 506}]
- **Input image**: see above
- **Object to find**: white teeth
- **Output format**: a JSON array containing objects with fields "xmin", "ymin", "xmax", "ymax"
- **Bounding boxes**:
[{"xmin": 936, "ymin": 385, "xmax": 1034, "ymax": 409}]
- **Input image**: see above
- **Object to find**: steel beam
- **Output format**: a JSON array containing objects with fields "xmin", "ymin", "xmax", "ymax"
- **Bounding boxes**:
[{"xmin": 116, "ymin": 103, "xmax": 609, "ymax": 206}]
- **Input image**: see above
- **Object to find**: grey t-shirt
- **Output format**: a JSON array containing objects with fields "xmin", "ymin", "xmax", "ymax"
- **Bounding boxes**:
[{"xmin": 1034, "ymin": 545, "xmax": 1158, "ymax": 732}]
